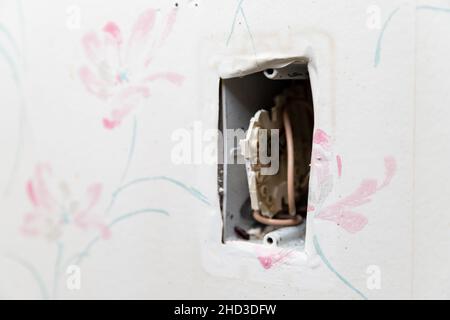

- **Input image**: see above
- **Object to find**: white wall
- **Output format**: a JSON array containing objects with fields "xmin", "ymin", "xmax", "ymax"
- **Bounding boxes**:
[
  {"xmin": 414, "ymin": 0, "xmax": 450, "ymax": 299},
  {"xmin": 0, "ymin": 0, "xmax": 447, "ymax": 299}
]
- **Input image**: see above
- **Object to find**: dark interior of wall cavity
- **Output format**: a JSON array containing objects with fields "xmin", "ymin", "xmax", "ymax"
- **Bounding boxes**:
[{"xmin": 218, "ymin": 68, "xmax": 314, "ymax": 249}]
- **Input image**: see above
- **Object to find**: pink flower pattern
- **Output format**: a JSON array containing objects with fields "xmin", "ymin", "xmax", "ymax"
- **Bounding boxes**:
[
  {"xmin": 79, "ymin": 8, "xmax": 184, "ymax": 129},
  {"xmin": 256, "ymin": 246, "xmax": 293, "ymax": 270},
  {"xmin": 310, "ymin": 129, "xmax": 397, "ymax": 234},
  {"xmin": 21, "ymin": 163, "xmax": 110, "ymax": 241}
]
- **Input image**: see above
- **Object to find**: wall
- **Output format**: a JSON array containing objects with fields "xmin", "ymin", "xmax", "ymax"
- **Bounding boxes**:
[{"xmin": 0, "ymin": 0, "xmax": 446, "ymax": 299}]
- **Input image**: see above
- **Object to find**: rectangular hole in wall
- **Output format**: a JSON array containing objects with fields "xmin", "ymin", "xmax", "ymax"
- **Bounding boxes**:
[{"xmin": 218, "ymin": 62, "xmax": 314, "ymax": 250}]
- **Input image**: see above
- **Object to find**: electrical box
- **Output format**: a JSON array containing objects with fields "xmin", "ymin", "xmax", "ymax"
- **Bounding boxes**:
[{"xmin": 219, "ymin": 62, "xmax": 314, "ymax": 250}]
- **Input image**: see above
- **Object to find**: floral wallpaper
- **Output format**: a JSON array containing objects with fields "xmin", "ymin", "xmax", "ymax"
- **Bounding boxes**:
[
  {"xmin": 0, "ymin": 3, "xmax": 210, "ymax": 299},
  {"xmin": 0, "ymin": 0, "xmax": 409, "ymax": 300}
]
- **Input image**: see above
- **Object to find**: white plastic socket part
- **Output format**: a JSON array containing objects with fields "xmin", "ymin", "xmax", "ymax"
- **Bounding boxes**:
[
  {"xmin": 239, "ymin": 108, "xmax": 287, "ymax": 218},
  {"xmin": 264, "ymin": 63, "xmax": 309, "ymax": 80},
  {"xmin": 263, "ymin": 224, "xmax": 305, "ymax": 246}
]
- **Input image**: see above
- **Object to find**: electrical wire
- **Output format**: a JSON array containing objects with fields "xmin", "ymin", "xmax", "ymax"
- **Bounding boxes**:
[
  {"xmin": 283, "ymin": 106, "xmax": 296, "ymax": 216},
  {"xmin": 253, "ymin": 210, "xmax": 302, "ymax": 226},
  {"xmin": 251, "ymin": 92, "xmax": 300, "ymax": 227}
]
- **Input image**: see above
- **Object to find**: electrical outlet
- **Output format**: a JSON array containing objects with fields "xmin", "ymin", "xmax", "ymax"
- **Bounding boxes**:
[{"xmin": 218, "ymin": 62, "xmax": 314, "ymax": 251}]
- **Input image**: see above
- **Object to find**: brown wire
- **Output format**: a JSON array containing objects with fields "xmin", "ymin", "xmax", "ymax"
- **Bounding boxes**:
[
  {"xmin": 251, "ymin": 99, "xmax": 299, "ymax": 226},
  {"xmin": 283, "ymin": 107, "xmax": 296, "ymax": 216},
  {"xmin": 253, "ymin": 210, "xmax": 302, "ymax": 226}
]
